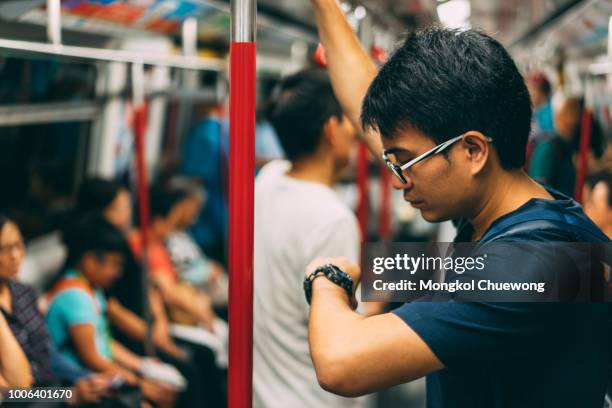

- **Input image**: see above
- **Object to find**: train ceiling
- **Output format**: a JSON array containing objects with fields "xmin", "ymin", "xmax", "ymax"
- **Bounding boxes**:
[{"xmin": 0, "ymin": 0, "xmax": 609, "ymax": 60}]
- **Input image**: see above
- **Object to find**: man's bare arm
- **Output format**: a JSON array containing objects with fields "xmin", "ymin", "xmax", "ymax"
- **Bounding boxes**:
[
  {"xmin": 311, "ymin": 0, "xmax": 383, "ymax": 158},
  {"xmin": 309, "ymin": 278, "xmax": 443, "ymax": 397}
]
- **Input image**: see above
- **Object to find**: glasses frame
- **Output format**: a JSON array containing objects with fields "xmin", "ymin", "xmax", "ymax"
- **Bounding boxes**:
[{"xmin": 382, "ymin": 134, "xmax": 493, "ymax": 185}]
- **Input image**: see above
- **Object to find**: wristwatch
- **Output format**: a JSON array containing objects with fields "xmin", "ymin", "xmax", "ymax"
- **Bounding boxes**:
[{"xmin": 303, "ymin": 264, "xmax": 354, "ymax": 305}]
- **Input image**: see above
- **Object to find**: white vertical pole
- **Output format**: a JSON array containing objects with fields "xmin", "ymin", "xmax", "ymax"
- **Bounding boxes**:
[{"xmin": 46, "ymin": 0, "xmax": 61, "ymax": 46}]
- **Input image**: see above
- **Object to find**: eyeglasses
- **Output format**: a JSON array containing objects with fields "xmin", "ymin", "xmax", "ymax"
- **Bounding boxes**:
[{"xmin": 381, "ymin": 134, "xmax": 493, "ymax": 185}]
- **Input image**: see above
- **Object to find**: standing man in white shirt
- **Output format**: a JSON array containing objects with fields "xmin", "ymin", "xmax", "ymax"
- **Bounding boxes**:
[{"xmin": 253, "ymin": 69, "xmax": 364, "ymax": 408}]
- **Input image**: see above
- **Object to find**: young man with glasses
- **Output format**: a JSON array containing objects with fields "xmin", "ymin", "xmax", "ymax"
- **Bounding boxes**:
[{"xmin": 303, "ymin": 0, "xmax": 611, "ymax": 407}]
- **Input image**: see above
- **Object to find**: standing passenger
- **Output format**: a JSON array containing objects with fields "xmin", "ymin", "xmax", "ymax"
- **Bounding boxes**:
[
  {"xmin": 526, "ymin": 71, "xmax": 554, "ymax": 134},
  {"xmin": 584, "ymin": 173, "xmax": 612, "ymax": 239},
  {"xmin": 528, "ymin": 97, "xmax": 582, "ymax": 196},
  {"xmin": 182, "ymin": 101, "xmax": 229, "ymax": 264},
  {"xmin": 253, "ymin": 70, "xmax": 364, "ymax": 408},
  {"xmin": 302, "ymin": 1, "xmax": 611, "ymax": 407}
]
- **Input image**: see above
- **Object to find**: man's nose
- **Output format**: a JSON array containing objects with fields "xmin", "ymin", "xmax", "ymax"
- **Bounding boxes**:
[{"xmin": 391, "ymin": 175, "xmax": 413, "ymax": 191}]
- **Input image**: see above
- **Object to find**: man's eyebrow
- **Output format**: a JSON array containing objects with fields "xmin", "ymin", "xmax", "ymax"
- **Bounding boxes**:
[{"xmin": 385, "ymin": 147, "xmax": 413, "ymax": 155}]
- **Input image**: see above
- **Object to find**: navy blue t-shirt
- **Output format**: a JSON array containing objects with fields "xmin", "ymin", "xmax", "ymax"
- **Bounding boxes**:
[{"xmin": 393, "ymin": 191, "xmax": 612, "ymax": 407}]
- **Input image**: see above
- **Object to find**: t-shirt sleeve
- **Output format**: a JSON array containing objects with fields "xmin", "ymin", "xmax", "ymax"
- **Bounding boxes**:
[
  {"xmin": 54, "ymin": 290, "xmax": 98, "ymax": 327},
  {"xmin": 304, "ymin": 214, "xmax": 360, "ymax": 264},
  {"xmin": 129, "ymin": 234, "xmax": 177, "ymax": 282},
  {"xmin": 148, "ymin": 245, "xmax": 178, "ymax": 282},
  {"xmin": 392, "ymin": 301, "xmax": 548, "ymax": 369},
  {"xmin": 300, "ymin": 214, "xmax": 360, "ymax": 318}
]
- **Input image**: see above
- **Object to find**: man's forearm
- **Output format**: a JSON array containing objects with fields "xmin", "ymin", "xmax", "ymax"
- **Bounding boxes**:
[
  {"xmin": 111, "ymin": 341, "xmax": 142, "ymax": 373},
  {"xmin": 311, "ymin": 0, "xmax": 382, "ymax": 158},
  {"xmin": 308, "ymin": 276, "xmax": 442, "ymax": 397},
  {"xmin": 107, "ymin": 298, "xmax": 147, "ymax": 341},
  {"xmin": 308, "ymin": 278, "xmax": 365, "ymax": 395}
]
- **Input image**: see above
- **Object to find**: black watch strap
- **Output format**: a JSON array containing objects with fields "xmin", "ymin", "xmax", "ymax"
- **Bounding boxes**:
[{"xmin": 303, "ymin": 264, "xmax": 353, "ymax": 305}]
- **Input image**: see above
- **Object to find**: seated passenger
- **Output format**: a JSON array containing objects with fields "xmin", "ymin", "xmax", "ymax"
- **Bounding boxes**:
[
  {"xmin": 76, "ymin": 177, "xmax": 227, "ymax": 408},
  {"xmin": 0, "ymin": 306, "xmax": 33, "ymax": 388},
  {"xmin": 0, "ymin": 214, "xmax": 58, "ymax": 386},
  {"xmin": 0, "ymin": 215, "xmax": 119, "ymax": 405},
  {"xmin": 129, "ymin": 186, "xmax": 217, "ymax": 330},
  {"xmin": 45, "ymin": 215, "xmax": 178, "ymax": 408},
  {"xmin": 75, "ymin": 178, "xmax": 185, "ymax": 359},
  {"xmin": 164, "ymin": 179, "xmax": 227, "ymax": 306}
]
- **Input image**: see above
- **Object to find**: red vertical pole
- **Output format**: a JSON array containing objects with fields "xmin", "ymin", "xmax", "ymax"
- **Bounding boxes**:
[
  {"xmin": 574, "ymin": 109, "xmax": 592, "ymax": 203},
  {"xmin": 229, "ymin": 0, "xmax": 256, "ymax": 407},
  {"xmin": 134, "ymin": 104, "xmax": 149, "ymax": 250},
  {"xmin": 131, "ymin": 62, "xmax": 154, "ymax": 357},
  {"xmin": 369, "ymin": 46, "xmax": 389, "ymax": 241},
  {"xmin": 379, "ymin": 162, "xmax": 391, "ymax": 241},
  {"xmin": 357, "ymin": 142, "xmax": 369, "ymax": 240}
]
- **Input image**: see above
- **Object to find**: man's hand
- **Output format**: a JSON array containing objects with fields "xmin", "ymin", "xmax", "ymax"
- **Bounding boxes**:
[
  {"xmin": 140, "ymin": 379, "xmax": 177, "ymax": 408},
  {"xmin": 306, "ymin": 257, "xmax": 360, "ymax": 308},
  {"xmin": 72, "ymin": 374, "xmax": 112, "ymax": 404},
  {"xmin": 197, "ymin": 292, "xmax": 216, "ymax": 332},
  {"xmin": 115, "ymin": 367, "xmax": 139, "ymax": 385},
  {"xmin": 152, "ymin": 322, "xmax": 187, "ymax": 361}
]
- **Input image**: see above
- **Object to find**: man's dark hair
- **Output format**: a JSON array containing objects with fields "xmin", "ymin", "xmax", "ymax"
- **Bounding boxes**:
[
  {"xmin": 0, "ymin": 215, "xmax": 12, "ymax": 232},
  {"xmin": 268, "ymin": 69, "xmax": 343, "ymax": 162},
  {"xmin": 62, "ymin": 214, "xmax": 128, "ymax": 268},
  {"xmin": 361, "ymin": 27, "xmax": 533, "ymax": 169},
  {"xmin": 76, "ymin": 178, "xmax": 124, "ymax": 214},
  {"xmin": 150, "ymin": 185, "xmax": 189, "ymax": 220}
]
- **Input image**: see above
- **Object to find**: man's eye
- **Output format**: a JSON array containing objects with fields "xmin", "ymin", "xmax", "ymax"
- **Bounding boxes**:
[{"xmin": 397, "ymin": 157, "xmax": 413, "ymax": 165}]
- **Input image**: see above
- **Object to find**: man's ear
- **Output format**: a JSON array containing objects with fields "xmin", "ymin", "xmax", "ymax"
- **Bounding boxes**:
[
  {"xmin": 592, "ymin": 181, "xmax": 610, "ymax": 211},
  {"xmin": 461, "ymin": 131, "xmax": 490, "ymax": 175},
  {"xmin": 322, "ymin": 116, "xmax": 340, "ymax": 147}
]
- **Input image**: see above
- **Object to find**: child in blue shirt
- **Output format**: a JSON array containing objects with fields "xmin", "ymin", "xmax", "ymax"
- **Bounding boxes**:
[{"xmin": 45, "ymin": 215, "xmax": 178, "ymax": 407}]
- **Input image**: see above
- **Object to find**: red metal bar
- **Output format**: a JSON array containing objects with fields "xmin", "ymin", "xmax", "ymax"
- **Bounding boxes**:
[
  {"xmin": 357, "ymin": 142, "xmax": 370, "ymax": 240},
  {"xmin": 134, "ymin": 105, "xmax": 149, "ymax": 248},
  {"xmin": 228, "ymin": 41, "xmax": 256, "ymax": 408},
  {"xmin": 574, "ymin": 108, "xmax": 592, "ymax": 203},
  {"xmin": 379, "ymin": 162, "xmax": 391, "ymax": 241},
  {"xmin": 132, "ymin": 101, "xmax": 155, "ymax": 356}
]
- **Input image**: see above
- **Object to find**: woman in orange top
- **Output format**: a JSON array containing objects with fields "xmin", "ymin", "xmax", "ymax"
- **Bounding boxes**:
[{"xmin": 129, "ymin": 186, "xmax": 216, "ymax": 330}]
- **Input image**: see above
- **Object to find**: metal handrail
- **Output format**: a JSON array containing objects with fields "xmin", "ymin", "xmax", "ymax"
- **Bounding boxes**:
[{"xmin": 0, "ymin": 38, "xmax": 224, "ymax": 70}]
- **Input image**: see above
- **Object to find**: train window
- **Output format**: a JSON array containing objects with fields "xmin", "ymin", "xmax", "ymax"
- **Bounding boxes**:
[
  {"xmin": 160, "ymin": 69, "xmax": 223, "ymax": 174},
  {"xmin": 0, "ymin": 57, "xmax": 96, "ymax": 104},
  {"xmin": 0, "ymin": 57, "xmax": 96, "ymax": 240}
]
